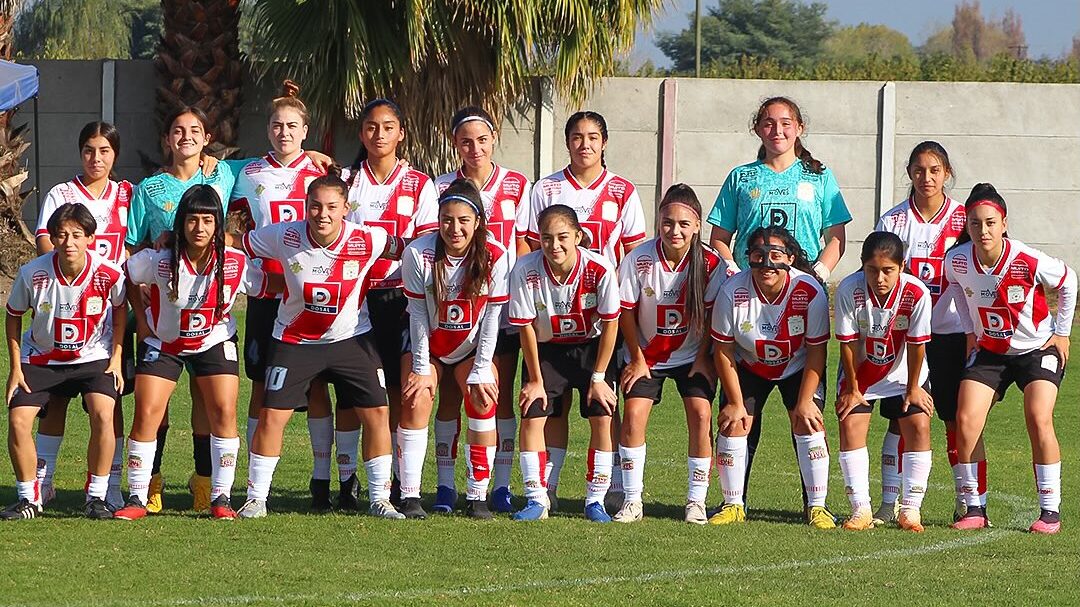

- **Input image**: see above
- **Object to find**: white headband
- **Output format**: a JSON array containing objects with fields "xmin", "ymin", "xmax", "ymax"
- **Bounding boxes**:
[{"xmin": 451, "ymin": 115, "xmax": 495, "ymax": 135}]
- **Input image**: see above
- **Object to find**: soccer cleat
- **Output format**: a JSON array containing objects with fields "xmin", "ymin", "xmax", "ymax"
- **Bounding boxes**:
[
  {"xmin": 843, "ymin": 507, "xmax": 875, "ymax": 531},
  {"xmin": 236, "ymin": 498, "xmax": 268, "ymax": 519},
  {"xmin": 898, "ymin": 508, "xmax": 925, "ymax": 533},
  {"xmin": 113, "ymin": 496, "xmax": 148, "ymax": 521},
  {"xmin": 146, "ymin": 473, "xmax": 164, "ymax": 513},
  {"xmin": 546, "ymin": 488, "xmax": 560, "ymax": 513},
  {"xmin": 871, "ymin": 501, "xmax": 898, "ymax": 527},
  {"xmin": 336, "ymin": 475, "xmax": 361, "ymax": 512},
  {"xmin": 399, "ymin": 497, "xmax": 427, "ymax": 520},
  {"xmin": 953, "ymin": 498, "xmax": 968, "ymax": 523},
  {"xmin": 613, "ymin": 500, "xmax": 644, "ymax": 523},
  {"xmin": 389, "ymin": 477, "xmax": 402, "ymax": 507},
  {"xmin": 0, "ymin": 499, "xmax": 42, "ymax": 521},
  {"xmin": 584, "ymin": 501, "xmax": 612, "ymax": 523},
  {"xmin": 433, "ymin": 486, "xmax": 457, "ymax": 514},
  {"xmin": 951, "ymin": 507, "xmax": 990, "ymax": 530},
  {"xmin": 210, "ymin": 495, "xmax": 237, "ymax": 520},
  {"xmin": 491, "ymin": 486, "xmax": 515, "ymax": 513},
  {"xmin": 188, "ymin": 473, "xmax": 212, "ymax": 512},
  {"xmin": 85, "ymin": 497, "xmax": 113, "ymax": 520},
  {"xmin": 309, "ymin": 478, "xmax": 333, "ymax": 512},
  {"xmin": 605, "ymin": 490, "xmax": 625, "ymax": 516},
  {"xmin": 512, "ymin": 499, "xmax": 549, "ymax": 521},
  {"xmin": 1029, "ymin": 510, "xmax": 1061, "ymax": 535},
  {"xmin": 465, "ymin": 499, "xmax": 493, "ymax": 520},
  {"xmin": 708, "ymin": 503, "xmax": 746, "ymax": 526},
  {"xmin": 807, "ymin": 506, "xmax": 838, "ymax": 530},
  {"xmin": 369, "ymin": 499, "xmax": 406, "ymax": 520},
  {"xmin": 684, "ymin": 501, "xmax": 708, "ymax": 525},
  {"xmin": 41, "ymin": 483, "xmax": 56, "ymax": 505}
]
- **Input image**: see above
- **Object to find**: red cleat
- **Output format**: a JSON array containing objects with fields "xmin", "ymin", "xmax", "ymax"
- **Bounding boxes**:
[
  {"xmin": 113, "ymin": 497, "xmax": 148, "ymax": 521},
  {"xmin": 951, "ymin": 511, "xmax": 989, "ymax": 530},
  {"xmin": 210, "ymin": 495, "xmax": 236, "ymax": 520}
]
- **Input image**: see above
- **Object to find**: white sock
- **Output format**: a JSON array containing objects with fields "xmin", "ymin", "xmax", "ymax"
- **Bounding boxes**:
[
  {"xmin": 610, "ymin": 452, "xmax": 624, "ymax": 493},
  {"xmin": 715, "ymin": 435, "xmax": 747, "ymax": 506},
  {"xmin": 1035, "ymin": 462, "xmax": 1061, "ymax": 512},
  {"xmin": 584, "ymin": 449, "xmax": 613, "ymax": 505},
  {"xmin": 465, "ymin": 444, "xmax": 495, "ymax": 501},
  {"xmin": 246, "ymin": 417, "xmax": 258, "ymax": 453},
  {"xmin": 396, "ymin": 426, "xmax": 428, "ymax": 499},
  {"xmin": 35, "ymin": 433, "xmax": 63, "ymax": 488},
  {"xmin": 86, "ymin": 474, "xmax": 109, "ymax": 501},
  {"xmin": 957, "ymin": 462, "xmax": 983, "ymax": 508},
  {"xmin": 246, "ymin": 453, "xmax": 280, "ymax": 501},
  {"xmin": 107, "ymin": 438, "xmax": 124, "ymax": 504},
  {"xmin": 335, "ymin": 429, "xmax": 360, "ymax": 482},
  {"xmin": 307, "ymin": 416, "xmax": 333, "ymax": 481},
  {"xmin": 16, "ymin": 479, "xmax": 40, "ymax": 504},
  {"xmin": 210, "ymin": 435, "xmax": 240, "ymax": 500},
  {"xmin": 365, "ymin": 454, "xmax": 392, "ymax": 503},
  {"xmin": 795, "ymin": 432, "xmax": 830, "ymax": 508},
  {"xmin": 126, "ymin": 438, "xmax": 157, "ymax": 504},
  {"xmin": 901, "ymin": 450, "xmax": 932, "ymax": 510},
  {"xmin": 434, "ymin": 418, "xmax": 460, "ymax": 490},
  {"xmin": 880, "ymin": 431, "xmax": 901, "ymax": 505},
  {"xmin": 687, "ymin": 456, "xmax": 711, "ymax": 504},
  {"xmin": 545, "ymin": 446, "xmax": 567, "ymax": 493},
  {"xmin": 520, "ymin": 451, "xmax": 546, "ymax": 502},
  {"xmin": 618, "ymin": 444, "xmax": 646, "ymax": 502},
  {"xmin": 839, "ymin": 447, "xmax": 872, "ymax": 512},
  {"xmin": 494, "ymin": 417, "xmax": 517, "ymax": 491}
]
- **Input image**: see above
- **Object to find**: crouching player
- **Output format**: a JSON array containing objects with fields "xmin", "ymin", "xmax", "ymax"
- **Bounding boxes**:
[{"xmin": 3, "ymin": 203, "xmax": 126, "ymax": 520}]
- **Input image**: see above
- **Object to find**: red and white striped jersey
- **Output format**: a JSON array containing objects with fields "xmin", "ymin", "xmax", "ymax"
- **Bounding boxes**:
[
  {"xmin": 944, "ymin": 239, "xmax": 1076, "ymax": 356},
  {"xmin": 36, "ymin": 177, "xmax": 132, "ymax": 264},
  {"xmin": 434, "ymin": 164, "xmax": 532, "ymax": 262},
  {"xmin": 508, "ymin": 247, "xmax": 619, "ymax": 344},
  {"xmin": 342, "ymin": 161, "xmax": 438, "ymax": 289},
  {"xmin": 834, "ymin": 272, "xmax": 932, "ymax": 400},
  {"xmin": 402, "ymin": 233, "xmax": 511, "ymax": 364},
  {"xmin": 618, "ymin": 238, "xmax": 735, "ymax": 369},
  {"xmin": 526, "ymin": 168, "xmax": 647, "ymax": 266},
  {"xmin": 711, "ymin": 268, "xmax": 830, "ymax": 380},
  {"xmin": 241, "ymin": 220, "xmax": 391, "ymax": 345},
  {"xmin": 6, "ymin": 252, "xmax": 125, "ymax": 365},
  {"xmin": 876, "ymin": 197, "xmax": 967, "ymax": 334},
  {"xmin": 126, "ymin": 247, "xmax": 269, "ymax": 356}
]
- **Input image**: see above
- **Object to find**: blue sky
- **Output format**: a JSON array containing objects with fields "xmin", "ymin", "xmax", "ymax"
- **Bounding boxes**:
[{"xmin": 632, "ymin": 0, "xmax": 1080, "ymax": 66}]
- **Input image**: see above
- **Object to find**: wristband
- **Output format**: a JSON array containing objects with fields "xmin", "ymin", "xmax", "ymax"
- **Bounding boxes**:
[
  {"xmin": 812, "ymin": 260, "xmax": 831, "ymax": 282},
  {"xmin": 590, "ymin": 372, "xmax": 606, "ymax": 384}
]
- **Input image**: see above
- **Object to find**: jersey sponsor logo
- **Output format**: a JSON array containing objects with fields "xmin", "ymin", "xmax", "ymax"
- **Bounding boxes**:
[
  {"xmin": 54, "ymin": 318, "xmax": 88, "ymax": 350},
  {"xmin": 180, "ymin": 308, "xmax": 214, "ymax": 339},
  {"xmin": 540, "ymin": 180, "xmax": 562, "ymax": 196},
  {"xmin": 438, "ymin": 300, "xmax": 473, "ymax": 331},
  {"xmin": 607, "ymin": 180, "xmax": 626, "ymax": 199},
  {"xmin": 950, "ymin": 211, "xmax": 966, "ymax": 232},
  {"xmin": 1008, "ymin": 259, "xmax": 1031, "ymax": 282},
  {"xmin": 31, "ymin": 270, "xmax": 50, "ymax": 290},
  {"xmin": 790, "ymin": 288, "xmax": 810, "ymax": 312},
  {"xmin": 223, "ymin": 258, "xmax": 240, "ymax": 280},
  {"xmin": 951, "ymin": 254, "xmax": 968, "ymax": 275},
  {"xmin": 733, "ymin": 287, "xmax": 750, "ymax": 306},
  {"xmin": 978, "ymin": 307, "xmax": 1014, "ymax": 339},
  {"xmin": 866, "ymin": 336, "xmax": 895, "ymax": 365},
  {"xmin": 92, "ymin": 270, "xmax": 115, "ymax": 293},
  {"xmin": 283, "ymin": 227, "xmax": 302, "ymax": 248},
  {"xmin": 635, "ymin": 256, "xmax": 653, "ymax": 275},
  {"xmin": 551, "ymin": 313, "xmax": 587, "ymax": 338},
  {"xmin": 344, "ymin": 234, "xmax": 369, "ymax": 257},
  {"xmin": 656, "ymin": 305, "xmax": 688, "ymax": 336},
  {"xmin": 525, "ymin": 270, "xmax": 541, "ymax": 290},
  {"xmin": 157, "ymin": 259, "xmax": 172, "ymax": 278},
  {"xmin": 581, "ymin": 220, "xmax": 604, "ymax": 253},
  {"xmin": 911, "ymin": 257, "xmax": 943, "ymax": 293},
  {"xmin": 93, "ymin": 233, "xmax": 122, "ymax": 261},
  {"xmin": 270, "ymin": 199, "xmax": 304, "ymax": 223},
  {"xmin": 303, "ymin": 282, "xmax": 341, "ymax": 314},
  {"xmin": 763, "ymin": 202, "xmax": 797, "ymax": 230},
  {"xmin": 756, "ymin": 339, "xmax": 791, "ymax": 366}
]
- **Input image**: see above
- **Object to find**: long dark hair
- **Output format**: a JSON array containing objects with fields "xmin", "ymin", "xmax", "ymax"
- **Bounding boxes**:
[
  {"xmin": 78, "ymin": 121, "xmax": 121, "ymax": 181},
  {"xmin": 170, "ymin": 185, "xmax": 227, "ymax": 322},
  {"xmin": 954, "ymin": 182, "xmax": 1009, "ymax": 248},
  {"xmin": 347, "ymin": 98, "xmax": 404, "ymax": 186},
  {"xmin": 752, "ymin": 97, "xmax": 823, "ymax": 174},
  {"xmin": 744, "ymin": 225, "xmax": 815, "ymax": 275},
  {"xmin": 860, "ymin": 231, "xmax": 905, "ymax": 266},
  {"xmin": 564, "ymin": 111, "xmax": 608, "ymax": 169},
  {"xmin": 658, "ymin": 183, "xmax": 707, "ymax": 336},
  {"xmin": 450, "ymin": 106, "xmax": 496, "ymax": 137},
  {"xmin": 906, "ymin": 140, "xmax": 954, "ymax": 199},
  {"xmin": 433, "ymin": 178, "xmax": 490, "ymax": 304},
  {"xmin": 162, "ymin": 105, "xmax": 212, "ymax": 168}
]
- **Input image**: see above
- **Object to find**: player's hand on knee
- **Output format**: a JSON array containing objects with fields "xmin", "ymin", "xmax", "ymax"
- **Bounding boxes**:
[
  {"xmin": 835, "ymin": 389, "xmax": 868, "ymax": 421},
  {"xmin": 620, "ymin": 358, "xmax": 651, "ymax": 394},
  {"xmin": 717, "ymin": 402, "xmax": 748, "ymax": 435},
  {"xmin": 902, "ymin": 385, "xmax": 934, "ymax": 417}
]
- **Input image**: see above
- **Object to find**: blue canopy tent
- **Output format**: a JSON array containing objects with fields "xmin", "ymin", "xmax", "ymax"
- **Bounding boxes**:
[{"xmin": 0, "ymin": 60, "xmax": 40, "ymax": 210}]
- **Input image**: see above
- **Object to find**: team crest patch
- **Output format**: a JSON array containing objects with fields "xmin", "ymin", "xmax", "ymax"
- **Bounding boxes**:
[
  {"xmin": 787, "ymin": 315, "xmax": 805, "ymax": 336},
  {"xmin": 964, "ymin": 287, "xmax": 974, "ymax": 298},
  {"xmin": 535, "ymin": 301, "xmax": 547, "ymax": 312},
  {"xmin": 163, "ymin": 201, "xmax": 176, "ymax": 212},
  {"xmin": 343, "ymin": 260, "xmax": 360, "ymax": 280},
  {"xmin": 894, "ymin": 315, "xmax": 909, "ymax": 330},
  {"xmin": 1007, "ymin": 285, "xmax": 1025, "ymax": 304},
  {"xmin": 582, "ymin": 293, "xmax": 598, "ymax": 308},
  {"xmin": 749, "ymin": 187, "xmax": 761, "ymax": 200},
  {"xmin": 601, "ymin": 201, "xmax": 618, "ymax": 223},
  {"xmin": 86, "ymin": 296, "xmax": 103, "ymax": 316},
  {"xmin": 255, "ymin": 184, "xmax": 265, "ymax": 195},
  {"xmin": 396, "ymin": 195, "xmax": 415, "ymax": 216},
  {"xmin": 797, "ymin": 182, "xmax": 815, "ymax": 202}
]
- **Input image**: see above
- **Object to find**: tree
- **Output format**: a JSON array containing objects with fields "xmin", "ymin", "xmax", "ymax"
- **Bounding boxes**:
[
  {"xmin": 0, "ymin": 0, "xmax": 34, "ymax": 276},
  {"xmin": 14, "ymin": 0, "xmax": 158, "ymax": 59},
  {"xmin": 824, "ymin": 23, "xmax": 915, "ymax": 62},
  {"xmin": 656, "ymin": 0, "xmax": 834, "ymax": 73},
  {"xmin": 1072, "ymin": 35, "xmax": 1080, "ymax": 61},
  {"xmin": 246, "ymin": 0, "xmax": 665, "ymax": 173},
  {"xmin": 921, "ymin": 1, "xmax": 1027, "ymax": 62}
]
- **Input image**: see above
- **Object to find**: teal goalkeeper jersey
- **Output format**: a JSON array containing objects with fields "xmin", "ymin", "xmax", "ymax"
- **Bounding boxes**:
[
  {"xmin": 125, "ymin": 161, "xmax": 239, "ymax": 247},
  {"xmin": 706, "ymin": 160, "xmax": 851, "ymax": 269}
]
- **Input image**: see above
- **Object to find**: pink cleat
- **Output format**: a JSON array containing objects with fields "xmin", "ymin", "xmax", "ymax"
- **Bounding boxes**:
[
  {"xmin": 1029, "ymin": 511, "xmax": 1061, "ymax": 535},
  {"xmin": 951, "ymin": 511, "xmax": 990, "ymax": 530}
]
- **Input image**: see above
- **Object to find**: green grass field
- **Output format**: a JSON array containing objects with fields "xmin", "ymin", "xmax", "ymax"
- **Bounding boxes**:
[{"xmin": 1, "ymin": 313, "xmax": 1077, "ymax": 606}]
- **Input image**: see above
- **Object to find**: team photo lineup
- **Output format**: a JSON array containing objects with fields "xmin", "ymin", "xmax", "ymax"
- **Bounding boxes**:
[{"xmin": 4, "ymin": 86, "xmax": 1073, "ymax": 536}]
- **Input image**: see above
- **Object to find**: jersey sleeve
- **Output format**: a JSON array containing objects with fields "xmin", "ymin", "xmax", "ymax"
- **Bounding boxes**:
[
  {"xmin": 124, "ymin": 249, "xmax": 156, "ymax": 285},
  {"xmin": 413, "ymin": 179, "xmax": 439, "ymax": 236},
  {"xmin": 619, "ymin": 189, "xmax": 648, "ymax": 246},
  {"xmin": 617, "ymin": 253, "xmax": 641, "ymax": 309},
  {"xmin": 906, "ymin": 286, "xmax": 932, "ymax": 344},
  {"xmin": 710, "ymin": 286, "xmax": 734, "ymax": 343},
  {"xmin": 525, "ymin": 183, "xmax": 544, "ymax": 241},
  {"xmin": 943, "ymin": 253, "xmax": 975, "ymax": 334},
  {"xmin": 401, "ymin": 243, "xmax": 427, "ymax": 300},
  {"xmin": 214, "ymin": 160, "xmax": 239, "ymax": 202},
  {"xmin": 508, "ymin": 262, "xmax": 536, "ymax": 326},
  {"xmin": 704, "ymin": 258, "xmax": 733, "ymax": 308},
  {"xmin": 833, "ymin": 281, "xmax": 859, "ymax": 342},
  {"xmin": 514, "ymin": 180, "xmax": 534, "ymax": 238},
  {"xmin": 805, "ymin": 284, "xmax": 831, "ymax": 345},
  {"xmin": 706, "ymin": 169, "xmax": 739, "ymax": 231},
  {"xmin": 241, "ymin": 224, "xmax": 282, "ymax": 261},
  {"xmin": 35, "ymin": 186, "xmax": 64, "ymax": 237},
  {"xmin": 1035, "ymin": 251, "xmax": 1077, "ymax": 336},
  {"xmin": 596, "ymin": 263, "xmax": 620, "ymax": 321},
  {"xmin": 125, "ymin": 182, "xmax": 149, "ymax": 247},
  {"xmin": 108, "ymin": 268, "xmax": 127, "ymax": 307},
  {"xmin": 5, "ymin": 267, "xmax": 30, "ymax": 315},
  {"xmin": 820, "ymin": 169, "xmax": 852, "ymax": 229},
  {"xmin": 240, "ymin": 254, "xmax": 270, "ymax": 298}
]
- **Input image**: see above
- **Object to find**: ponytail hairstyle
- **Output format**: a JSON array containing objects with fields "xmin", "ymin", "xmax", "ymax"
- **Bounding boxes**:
[
  {"xmin": 954, "ymin": 182, "xmax": 1009, "ymax": 247},
  {"xmin": 658, "ymin": 183, "xmax": 707, "ymax": 336},
  {"xmin": 860, "ymin": 231, "xmax": 906, "ymax": 266},
  {"xmin": 752, "ymin": 97, "xmax": 823, "ymax": 174},
  {"xmin": 450, "ymin": 106, "xmax": 496, "ymax": 137},
  {"xmin": 347, "ymin": 98, "xmax": 404, "ymax": 185},
  {"xmin": 170, "ymin": 184, "xmax": 227, "ymax": 323},
  {"xmin": 537, "ymin": 203, "xmax": 590, "ymax": 249},
  {"xmin": 744, "ymin": 225, "xmax": 815, "ymax": 275},
  {"xmin": 269, "ymin": 80, "xmax": 310, "ymax": 126},
  {"xmin": 433, "ymin": 178, "xmax": 490, "ymax": 305},
  {"xmin": 906, "ymin": 140, "xmax": 954, "ymax": 199},
  {"xmin": 564, "ymin": 111, "xmax": 608, "ymax": 169},
  {"xmin": 78, "ymin": 121, "xmax": 121, "ymax": 180}
]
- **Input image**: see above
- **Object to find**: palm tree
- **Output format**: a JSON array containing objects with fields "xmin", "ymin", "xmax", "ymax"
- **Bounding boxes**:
[
  {"xmin": 246, "ymin": 0, "xmax": 665, "ymax": 173},
  {"xmin": 0, "ymin": 0, "xmax": 35, "ymax": 276}
]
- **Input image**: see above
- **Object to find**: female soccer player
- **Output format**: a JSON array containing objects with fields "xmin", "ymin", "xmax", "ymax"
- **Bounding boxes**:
[
  {"xmin": 2, "ymin": 203, "xmax": 126, "ymax": 520},
  {"xmin": 509, "ymin": 204, "xmax": 620, "ymax": 522},
  {"xmin": 834, "ymin": 231, "xmax": 934, "ymax": 532},
  {"xmin": 944, "ymin": 183, "xmax": 1075, "ymax": 534},
  {"xmin": 613, "ymin": 184, "xmax": 732, "ymax": 524},
  {"xmin": 709, "ymin": 226, "xmax": 834, "ymax": 529},
  {"xmin": 400, "ymin": 179, "xmax": 511, "ymax": 519},
  {"xmin": 876, "ymin": 141, "xmax": 982, "ymax": 523},
  {"xmin": 432, "ymin": 106, "xmax": 532, "ymax": 513},
  {"xmin": 341, "ymin": 98, "xmax": 438, "ymax": 504},
  {"xmin": 114, "ymin": 186, "xmax": 272, "ymax": 520}
]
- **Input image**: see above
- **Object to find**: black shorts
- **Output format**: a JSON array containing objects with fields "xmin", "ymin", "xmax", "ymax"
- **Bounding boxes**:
[
  {"xmin": 521, "ymin": 340, "xmax": 617, "ymax": 419},
  {"xmin": 494, "ymin": 327, "xmax": 521, "ymax": 357},
  {"xmin": 721, "ymin": 365, "xmax": 825, "ymax": 416},
  {"xmin": 367, "ymin": 288, "xmax": 408, "ymax": 387},
  {"xmin": 849, "ymin": 382, "xmax": 931, "ymax": 420},
  {"xmin": 926, "ymin": 332, "xmax": 966, "ymax": 422},
  {"xmin": 10, "ymin": 359, "xmax": 118, "ymax": 411},
  {"xmin": 263, "ymin": 333, "xmax": 388, "ymax": 410},
  {"xmin": 624, "ymin": 362, "xmax": 716, "ymax": 404},
  {"xmin": 136, "ymin": 338, "xmax": 240, "ymax": 382},
  {"xmin": 243, "ymin": 297, "xmax": 280, "ymax": 382},
  {"xmin": 962, "ymin": 346, "xmax": 1065, "ymax": 400}
]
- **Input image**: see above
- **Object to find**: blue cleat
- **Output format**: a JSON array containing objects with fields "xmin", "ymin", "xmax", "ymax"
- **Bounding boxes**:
[
  {"xmin": 433, "ymin": 485, "xmax": 457, "ymax": 514},
  {"xmin": 584, "ymin": 501, "xmax": 612, "ymax": 523},
  {"xmin": 491, "ymin": 486, "xmax": 515, "ymax": 513},
  {"xmin": 512, "ymin": 499, "xmax": 549, "ymax": 521}
]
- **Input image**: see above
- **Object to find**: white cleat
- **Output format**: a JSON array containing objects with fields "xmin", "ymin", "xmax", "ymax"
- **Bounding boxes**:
[{"xmin": 613, "ymin": 500, "xmax": 644, "ymax": 523}]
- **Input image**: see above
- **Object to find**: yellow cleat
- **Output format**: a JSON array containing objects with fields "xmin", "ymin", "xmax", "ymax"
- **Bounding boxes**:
[
  {"xmin": 188, "ymin": 473, "xmax": 212, "ymax": 512},
  {"xmin": 807, "ymin": 506, "xmax": 837, "ymax": 530},
  {"xmin": 708, "ymin": 503, "xmax": 746, "ymax": 525},
  {"xmin": 898, "ymin": 508, "xmax": 925, "ymax": 533},
  {"xmin": 146, "ymin": 473, "xmax": 164, "ymax": 513},
  {"xmin": 843, "ymin": 507, "xmax": 875, "ymax": 531}
]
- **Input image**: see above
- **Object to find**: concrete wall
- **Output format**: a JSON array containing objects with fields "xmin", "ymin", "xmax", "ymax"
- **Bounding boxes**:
[{"xmin": 17, "ymin": 61, "xmax": 1080, "ymax": 278}]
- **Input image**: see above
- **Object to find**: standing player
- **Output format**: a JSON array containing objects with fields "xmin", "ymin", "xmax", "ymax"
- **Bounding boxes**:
[
  {"xmin": 114, "ymin": 186, "xmax": 271, "ymax": 520},
  {"xmin": 834, "ymin": 232, "xmax": 934, "ymax": 532},
  {"xmin": 237, "ymin": 175, "xmax": 405, "ymax": 519},
  {"xmin": 945, "ymin": 183, "xmax": 1074, "ymax": 534},
  {"xmin": 400, "ymin": 179, "xmax": 511, "ymax": 519},
  {"xmin": 432, "ymin": 106, "xmax": 532, "ymax": 513},
  {"xmin": 510, "ymin": 204, "xmax": 621, "ymax": 522},
  {"xmin": 709, "ymin": 226, "xmax": 834, "ymax": 529},
  {"xmin": 614, "ymin": 184, "xmax": 732, "ymax": 524},
  {"xmin": 2, "ymin": 203, "xmax": 126, "ymax": 520}
]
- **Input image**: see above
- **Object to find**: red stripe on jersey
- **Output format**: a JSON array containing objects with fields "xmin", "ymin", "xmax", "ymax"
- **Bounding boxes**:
[
  {"xmin": 840, "ymin": 282, "xmax": 921, "ymax": 394},
  {"xmin": 742, "ymin": 280, "xmax": 819, "ymax": 381},
  {"xmin": 30, "ymin": 258, "xmax": 121, "ymax": 365}
]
